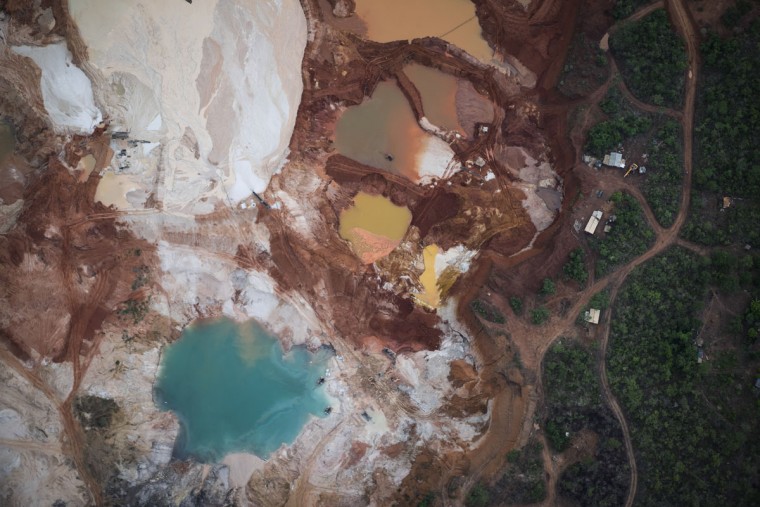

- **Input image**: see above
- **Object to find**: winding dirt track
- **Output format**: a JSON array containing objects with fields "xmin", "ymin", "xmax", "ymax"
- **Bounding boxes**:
[
  {"xmin": 0, "ymin": 347, "xmax": 101, "ymax": 505},
  {"xmin": 470, "ymin": 1, "xmax": 700, "ymax": 504},
  {"xmin": 0, "ymin": 1, "xmax": 700, "ymax": 505},
  {"xmin": 589, "ymin": 1, "xmax": 700, "ymax": 505}
]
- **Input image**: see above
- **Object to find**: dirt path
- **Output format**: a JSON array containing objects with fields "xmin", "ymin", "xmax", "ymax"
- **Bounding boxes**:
[
  {"xmin": 581, "ymin": 1, "xmax": 700, "ymax": 505},
  {"xmin": 596, "ymin": 282, "xmax": 639, "ymax": 507},
  {"xmin": 613, "ymin": 62, "xmax": 683, "ymax": 120},
  {"xmin": 612, "ymin": 1, "xmax": 666, "ymax": 28},
  {"xmin": 0, "ymin": 347, "xmax": 101, "ymax": 505},
  {"xmin": 287, "ymin": 420, "xmax": 347, "ymax": 507},
  {"xmin": 478, "ymin": 1, "xmax": 701, "ymax": 504}
]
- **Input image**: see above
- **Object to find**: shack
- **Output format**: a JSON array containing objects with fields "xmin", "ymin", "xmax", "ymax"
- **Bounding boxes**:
[
  {"xmin": 584, "ymin": 210, "xmax": 603, "ymax": 235},
  {"xmin": 603, "ymin": 151, "xmax": 626, "ymax": 168},
  {"xmin": 584, "ymin": 308, "xmax": 601, "ymax": 324}
]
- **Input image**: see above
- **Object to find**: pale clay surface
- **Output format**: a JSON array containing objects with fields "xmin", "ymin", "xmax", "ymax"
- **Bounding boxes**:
[{"xmin": 69, "ymin": 0, "xmax": 307, "ymax": 213}]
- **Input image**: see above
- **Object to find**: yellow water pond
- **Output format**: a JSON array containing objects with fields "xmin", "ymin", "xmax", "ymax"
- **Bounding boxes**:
[
  {"xmin": 414, "ymin": 244, "xmax": 441, "ymax": 308},
  {"xmin": 339, "ymin": 192, "xmax": 412, "ymax": 264}
]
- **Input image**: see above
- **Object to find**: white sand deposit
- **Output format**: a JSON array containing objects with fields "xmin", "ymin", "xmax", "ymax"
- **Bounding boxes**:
[
  {"xmin": 11, "ymin": 43, "xmax": 102, "ymax": 134},
  {"xmin": 69, "ymin": 0, "xmax": 307, "ymax": 212}
]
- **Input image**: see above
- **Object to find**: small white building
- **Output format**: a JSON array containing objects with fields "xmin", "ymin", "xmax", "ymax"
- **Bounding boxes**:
[
  {"xmin": 603, "ymin": 151, "xmax": 626, "ymax": 168},
  {"xmin": 585, "ymin": 211, "xmax": 603, "ymax": 234},
  {"xmin": 584, "ymin": 308, "xmax": 601, "ymax": 324},
  {"xmin": 585, "ymin": 216, "xmax": 600, "ymax": 234}
]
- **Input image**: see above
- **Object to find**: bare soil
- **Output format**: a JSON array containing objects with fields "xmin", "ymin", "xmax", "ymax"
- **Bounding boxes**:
[{"xmin": 0, "ymin": 0, "xmax": 706, "ymax": 505}]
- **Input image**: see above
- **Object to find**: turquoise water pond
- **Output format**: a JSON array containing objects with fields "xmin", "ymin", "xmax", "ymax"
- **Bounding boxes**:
[{"xmin": 154, "ymin": 317, "xmax": 332, "ymax": 461}]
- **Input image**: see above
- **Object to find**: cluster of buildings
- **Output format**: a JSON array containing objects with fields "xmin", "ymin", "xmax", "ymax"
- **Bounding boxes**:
[{"xmin": 584, "ymin": 151, "xmax": 647, "ymax": 174}]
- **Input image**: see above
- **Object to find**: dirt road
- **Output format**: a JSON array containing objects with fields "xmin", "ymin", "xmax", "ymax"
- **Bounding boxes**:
[
  {"xmin": 0, "ymin": 347, "xmax": 102, "ymax": 505},
  {"xmin": 468, "ymin": 1, "xmax": 701, "ymax": 504},
  {"xmin": 568, "ymin": 1, "xmax": 700, "ymax": 505}
]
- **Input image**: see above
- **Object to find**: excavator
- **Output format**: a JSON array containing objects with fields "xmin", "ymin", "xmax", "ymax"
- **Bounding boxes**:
[{"xmin": 624, "ymin": 163, "xmax": 638, "ymax": 178}]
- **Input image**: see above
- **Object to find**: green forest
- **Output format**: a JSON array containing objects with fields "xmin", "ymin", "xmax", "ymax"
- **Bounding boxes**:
[
  {"xmin": 472, "ymin": 438, "xmax": 546, "ymax": 505},
  {"xmin": 584, "ymin": 87, "xmax": 652, "ymax": 158},
  {"xmin": 641, "ymin": 119, "xmax": 683, "ymax": 227},
  {"xmin": 607, "ymin": 248, "xmax": 760, "ymax": 505},
  {"xmin": 683, "ymin": 19, "xmax": 760, "ymax": 247},
  {"xmin": 612, "ymin": 0, "xmax": 652, "ymax": 20},
  {"xmin": 558, "ymin": 31, "xmax": 609, "ymax": 98},
  {"xmin": 563, "ymin": 247, "xmax": 588, "ymax": 285},
  {"xmin": 610, "ymin": 9, "xmax": 687, "ymax": 108},
  {"xmin": 693, "ymin": 21, "xmax": 760, "ymax": 197},
  {"xmin": 542, "ymin": 340, "xmax": 629, "ymax": 507},
  {"xmin": 589, "ymin": 191, "xmax": 654, "ymax": 276}
]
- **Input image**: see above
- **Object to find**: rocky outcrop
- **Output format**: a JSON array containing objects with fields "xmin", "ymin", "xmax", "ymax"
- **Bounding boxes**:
[{"xmin": 328, "ymin": 0, "xmax": 356, "ymax": 18}]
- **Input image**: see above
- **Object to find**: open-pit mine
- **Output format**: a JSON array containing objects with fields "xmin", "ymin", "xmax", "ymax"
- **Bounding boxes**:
[{"xmin": 0, "ymin": 0, "xmax": 587, "ymax": 505}]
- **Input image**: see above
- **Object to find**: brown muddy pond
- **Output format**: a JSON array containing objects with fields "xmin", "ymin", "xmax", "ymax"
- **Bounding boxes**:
[
  {"xmin": 334, "ymin": 81, "xmax": 427, "ymax": 180},
  {"xmin": 354, "ymin": 0, "xmax": 494, "ymax": 63},
  {"xmin": 404, "ymin": 63, "xmax": 463, "ymax": 134}
]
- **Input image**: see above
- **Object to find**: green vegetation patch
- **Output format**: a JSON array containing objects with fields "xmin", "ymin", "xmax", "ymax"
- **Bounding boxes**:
[
  {"xmin": 530, "ymin": 306, "xmax": 550, "ymax": 325},
  {"xmin": 542, "ymin": 341, "xmax": 630, "ymax": 506},
  {"xmin": 685, "ymin": 21, "xmax": 760, "ymax": 246},
  {"xmin": 558, "ymin": 31, "xmax": 609, "ymax": 98},
  {"xmin": 131, "ymin": 264, "xmax": 150, "ymax": 291},
  {"xmin": 543, "ymin": 341, "xmax": 601, "ymax": 452},
  {"xmin": 642, "ymin": 119, "xmax": 683, "ymax": 227},
  {"xmin": 610, "ymin": 9, "xmax": 688, "ymax": 108},
  {"xmin": 74, "ymin": 395, "xmax": 120, "ymax": 430},
  {"xmin": 539, "ymin": 278, "xmax": 556, "ymax": 297},
  {"xmin": 585, "ymin": 87, "xmax": 653, "ymax": 157},
  {"xmin": 465, "ymin": 483, "xmax": 490, "ymax": 507},
  {"xmin": 694, "ymin": 24, "xmax": 760, "ymax": 196},
  {"xmin": 470, "ymin": 299, "xmax": 505, "ymax": 324},
  {"xmin": 118, "ymin": 297, "xmax": 150, "ymax": 324},
  {"xmin": 509, "ymin": 296, "xmax": 523, "ymax": 315},
  {"xmin": 682, "ymin": 193, "xmax": 760, "ymax": 247},
  {"xmin": 721, "ymin": 0, "xmax": 754, "ymax": 29},
  {"xmin": 563, "ymin": 247, "xmax": 588, "ymax": 285},
  {"xmin": 487, "ymin": 438, "xmax": 546, "ymax": 504},
  {"xmin": 589, "ymin": 191, "xmax": 654, "ymax": 276},
  {"xmin": 612, "ymin": 0, "xmax": 653, "ymax": 20},
  {"xmin": 607, "ymin": 248, "xmax": 760, "ymax": 505}
]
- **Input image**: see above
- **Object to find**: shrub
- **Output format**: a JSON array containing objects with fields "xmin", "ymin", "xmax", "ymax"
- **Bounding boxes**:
[{"xmin": 531, "ymin": 307, "xmax": 550, "ymax": 325}]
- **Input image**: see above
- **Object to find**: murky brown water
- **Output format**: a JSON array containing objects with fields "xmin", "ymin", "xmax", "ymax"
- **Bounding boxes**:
[
  {"xmin": 95, "ymin": 172, "xmax": 139, "ymax": 209},
  {"xmin": 354, "ymin": 0, "xmax": 493, "ymax": 62},
  {"xmin": 335, "ymin": 81, "xmax": 425, "ymax": 180},
  {"xmin": 339, "ymin": 191, "xmax": 412, "ymax": 264},
  {"xmin": 404, "ymin": 63, "xmax": 463, "ymax": 133}
]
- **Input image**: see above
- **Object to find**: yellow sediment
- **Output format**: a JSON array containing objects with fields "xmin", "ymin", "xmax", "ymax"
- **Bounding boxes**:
[
  {"xmin": 414, "ymin": 244, "xmax": 441, "ymax": 308},
  {"xmin": 339, "ymin": 192, "xmax": 412, "ymax": 263},
  {"xmin": 235, "ymin": 320, "xmax": 268, "ymax": 366}
]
